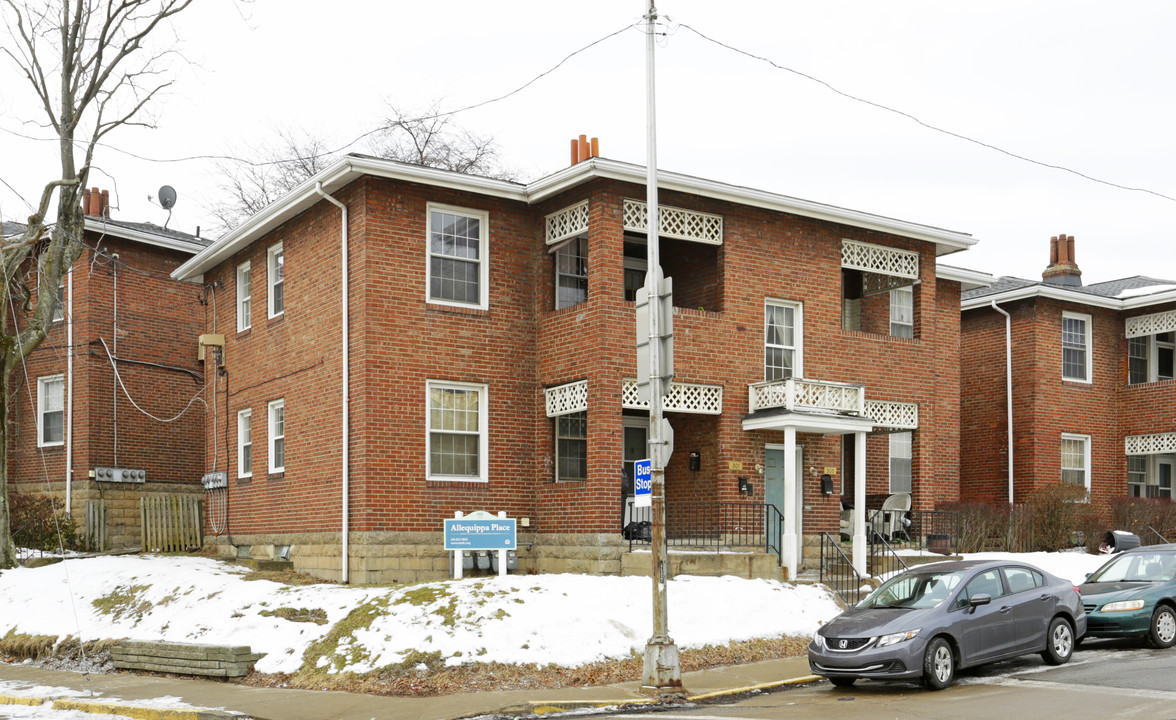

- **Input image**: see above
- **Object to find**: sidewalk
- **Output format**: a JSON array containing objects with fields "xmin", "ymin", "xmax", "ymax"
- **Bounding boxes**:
[{"xmin": 0, "ymin": 656, "xmax": 819, "ymax": 720}]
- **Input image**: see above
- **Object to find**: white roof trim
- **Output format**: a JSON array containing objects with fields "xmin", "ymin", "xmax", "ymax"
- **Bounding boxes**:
[
  {"xmin": 174, "ymin": 155, "xmax": 976, "ymax": 280},
  {"xmin": 936, "ymin": 264, "xmax": 994, "ymax": 291},
  {"xmin": 962, "ymin": 283, "xmax": 1176, "ymax": 312},
  {"xmin": 84, "ymin": 217, "xmax": 204, "ymax": 255}
]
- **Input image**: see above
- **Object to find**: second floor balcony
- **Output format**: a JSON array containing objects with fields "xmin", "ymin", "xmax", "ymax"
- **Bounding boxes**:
[{"xmin": 748, "ymin": 377, "xmax": 866, "ymax": 416}]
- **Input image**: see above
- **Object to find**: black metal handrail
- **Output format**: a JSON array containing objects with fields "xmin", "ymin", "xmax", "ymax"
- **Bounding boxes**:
[
  {"xmin": 819, "ymin": 531, "xmax": 865, "ymax": 606},
  {"xmin": 11, "ymin": 518, "xmax": 48, "ymax": 560},
  {"xmin": 906, "ymin": 510, "xmax": 961, "ymax": 554},
  {"xmin": 624, "ymin": 500, "xmax": 784, "ymax": 565},
  {"xmin": 868, "ymin": 529, "xmax": 908, "ymax": 580}
]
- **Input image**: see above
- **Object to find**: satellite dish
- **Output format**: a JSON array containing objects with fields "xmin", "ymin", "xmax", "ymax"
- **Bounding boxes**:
[{"xmin": 157, "ymin": 185, "xmax": 177, "ymax": 210}]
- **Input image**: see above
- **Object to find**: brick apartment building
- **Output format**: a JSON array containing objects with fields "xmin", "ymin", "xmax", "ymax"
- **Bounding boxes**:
[
  {"xmin": 172, "ymin": 142, "xmax": 990, "ymax": 583},
  {"xmin": 961, "ymin": 234, "xmax": 1176, "ymax": 504},
  {"xmin": 8, "ymin": 188, "xmax": 208, "ymax": 548}
]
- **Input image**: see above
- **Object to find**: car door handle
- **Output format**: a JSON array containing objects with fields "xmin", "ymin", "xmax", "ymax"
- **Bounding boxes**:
[
  {"xmin": 999, "ymin": 606, "xmax": 1012, "ymax": 614},
  {"xmin": 1039, "ymin": 594, "xmax": 1050, "ymax": 601}
]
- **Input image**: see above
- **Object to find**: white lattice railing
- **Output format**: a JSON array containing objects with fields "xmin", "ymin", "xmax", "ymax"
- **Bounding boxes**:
[
  {"xmin": 621, "ymin": 379, "xmax": 723, "ymax": 414},
  {"xmin": 622, "ymin": 199, "xmax": 723, "ymax": 245},
  {"xmin": 545, "ymin": 201, "xmax": 590, "ymax": 246},
  {"xmin": 545, "ymin": 380, "xmax": 588, "ymax": 417},
  {"xmin": 842, "ymin": 239, "xmax": 919, "ymax": 279},
  {"xmin": 1126, "ymin": 309, "xmax": 1176, "ymax": 339},
  {"xmin": 1126, "ymin": 432, "xmax": 1176, "ymax": 456},
  {"xmin": 865, "ymin": 400, "xmax": 919, "ymax": 430},
  {"xmin": 748, "ymin": 377, "xmax": 866, "ymax": 415}
]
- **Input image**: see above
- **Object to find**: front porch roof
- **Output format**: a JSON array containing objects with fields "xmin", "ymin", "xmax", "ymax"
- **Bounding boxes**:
[{"xmin": 742, "ymin": 408, "xmax": 876, "ymax": 435}]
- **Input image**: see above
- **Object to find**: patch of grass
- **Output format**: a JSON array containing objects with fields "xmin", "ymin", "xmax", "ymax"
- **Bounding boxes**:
[
  {"xmin": 91, "ymin": 584, "xmax": 152, "ymax": 624},
  {"xmin": 0, "ymin": 629, "xmax": 118, "ymax": 664},
  {"xmin": 259, "ymin": 607, "xmax": 328, "ymax": 625},
  {"xmin": 242, "ymin": 568, "xmax": 339, "ymax": 586},
  {"xmin": 242, "ymin": 635, "xmax": 812, "ymax": 697},
  {"xmin": 392, "ymin": 584, "xmax": 458, "ymax": 627},
  {"xmin": 300, "ymin": 597, "xmax": 391, "ymax": 674}
]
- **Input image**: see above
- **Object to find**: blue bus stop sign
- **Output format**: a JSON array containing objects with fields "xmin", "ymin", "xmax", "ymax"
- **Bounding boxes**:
[{"xmin": 634, "ymin": 458, "xmax": 652, "ymax": 508}]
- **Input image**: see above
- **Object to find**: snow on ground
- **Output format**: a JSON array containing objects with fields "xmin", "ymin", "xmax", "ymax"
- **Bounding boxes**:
[
  {"xmin": 0, "ymin": 549, "xmax": 1112, "ymax": 677},
  {"xmin": 0, "ymin": 555, "xmax": 839, "ymax": 675}
]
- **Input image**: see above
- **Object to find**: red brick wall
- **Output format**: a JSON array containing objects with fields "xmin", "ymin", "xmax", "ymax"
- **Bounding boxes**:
[
  {"xmin": 11, "ymin": 233, "xmax": 205, "ymax": 498},
  {"xmin": 206, "ymin": 174, "xmax": 963, "ymax": 542},
  {"xmin": 962, "ymin": 295, "xmax": 1175, "ymax": 505}
]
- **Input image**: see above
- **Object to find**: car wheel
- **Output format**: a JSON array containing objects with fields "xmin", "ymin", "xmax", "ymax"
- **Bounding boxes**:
[
  {"xmin": 829, "ymin": 677, "xmax": 856, "ymax": 688},
  {"xmin": 1149, "ymin": 605, "xmax": 1176, "ymax": 649},
  {"xmin": 1041, "ymin": 616, "xmax": 1074, "ymax": 665},
  {"xmin": 921, "ymin": 637, "xmax": 954, "ymax": 690}
]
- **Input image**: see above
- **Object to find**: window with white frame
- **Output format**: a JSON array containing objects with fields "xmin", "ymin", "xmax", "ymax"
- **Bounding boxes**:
[
  {"xmin": 236, "ymin": 261, "xmax": 252, "ymax": 331},
  {"xmin": 268, "ymin": 399, "xmax": 285, "ymax": 473},
  {"xmin": 267, "ymin": 243, "xmax": 284, "ymax": 318},
  {"xmin": 555, "ymin": 411, "xmax": 587, "ymax": 482},
  {"xmin": 1128, "ymin": 331, "xmax": 1175, "ymax": 385},
  {"xmin": 1062, "ymin": 312, "xmax": 1091, "ymax": 382},
  {"xmin": 1060, "ymin": 433, "xmax": 1090, "ymax": 490},
  {"xmin": 427, "ymin": 205, "xmax": 488, "ymax": 308},
  {"xmin": 427, "ymin": 381, "xmax": 487, "ymax": 481},
  {"xmin": 890, "ymin": 286, "xmax": 914, "ymax": 338},
  {"xmin": 1127, "ymin": 456, "xmax": 1173, "ymax": 499},
  {"xmin": 238, "ymin": 408, "xmax": 252, "ymax": 478},
  {"xmin": 889, "ymin": 431, "xmax": 912, "ymax": 493},
  {"xmin": 623, "ymin": 239, "xmax": 648, "ymax": 302},
  {"xmin": 52, "ymin": 275, "xmax": 65, "ymax": 323},
  {"xmin": 37, "ymin": 375, "xmax": 64, "ymax": 447},
  {"xmin": 555, "ymin": 237, "xmax": 588, "ymax": 309},
  {"xmin": 765, "ymin": 300, "xmax": 802, "ymax": 381}
]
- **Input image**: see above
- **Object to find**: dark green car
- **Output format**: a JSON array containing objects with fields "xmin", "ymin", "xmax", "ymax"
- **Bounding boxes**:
[{"xmin": 1079, "ymin": 545, "xmax": 1176, "ymax": 648}]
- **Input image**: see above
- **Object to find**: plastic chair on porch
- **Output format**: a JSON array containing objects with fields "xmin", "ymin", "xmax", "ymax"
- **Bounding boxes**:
[
  {"xmin": 839, "ymin": 503, "xmax": 855, "ymax": 542},
  {"xmin": 869, "ymin": 492, "xmax": 911, "ymax": 542}
]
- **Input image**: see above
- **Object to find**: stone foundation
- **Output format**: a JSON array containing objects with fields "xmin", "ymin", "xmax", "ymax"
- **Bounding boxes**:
[{"xmin": 203, "ymin": 531, "xmax": 792, "ymax": 583}]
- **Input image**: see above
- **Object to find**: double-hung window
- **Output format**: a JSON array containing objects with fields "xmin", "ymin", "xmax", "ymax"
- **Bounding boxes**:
[
  {"xmin": 890, "ymin": 286, "xmax": 914, "ymax": 338},
  {"xmin": 889, "ymin": 431, "xmax": 913, "ymax": 493},
  {"xmin": 427, "ymin": 204, "xmax": 488, "ymax": 309},
  {"xmin": 267, "ymin": 243, "xmax": 284, "ymax": 318},
  {"xmin": 555, "ymin": 237, "xmax": 588, "ymax": 309},
  {"xmin": 1128, "ymin": 332, "xmax": 1175, "ymax": 384},
  {"xmin": 238, "ymin": 409, "xmax": 252, "ymax": 478},
  {"xmin": 1060, "ymin": 433, "xmax": 1090, "ymax": 490},
  {"xmin": 37, "ymin": 375, "xmax": 64, "ymax": 447},
  {"xmin": 427, "ymin": 381, "xmax": 487, "ymax": 482},
  {"xmin": 268, "ymin": 399, "xmax": 285, "ymax": 474},
  {"xmin": 236, "ymin": 261, "xmax": 252, "ymax": 331},
  {"xmin": 1062, "ymin": 312, "xmax": 1091, "ymax": 382},
  {"xmin": 765, "ymin": 299, "xmax": 802, "ymax": 381},
  {"xmin": 555, "ymin": 411, "xmax": 587, "ymax": 482}
]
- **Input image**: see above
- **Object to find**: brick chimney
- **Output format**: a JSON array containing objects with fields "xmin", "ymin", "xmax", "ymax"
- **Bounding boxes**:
[
  {"xmin": 569, "ymin": 135, "xmax": 600, "ymax": 165},
  {"xmin": 1042, "ymin": 233, "xmax": 1082, "ymax": 287},
  {"xmin": 81, "ymin": 187, "xmax": 111, "ymax": 219}
]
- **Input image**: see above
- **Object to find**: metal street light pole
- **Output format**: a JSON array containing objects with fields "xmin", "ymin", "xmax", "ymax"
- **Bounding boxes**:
[{"xmin": 640, "ymin": 0, "xmax": 683, "ymax": 696}]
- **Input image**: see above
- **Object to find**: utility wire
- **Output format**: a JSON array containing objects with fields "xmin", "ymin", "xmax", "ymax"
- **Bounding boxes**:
[
  {"xmin": 675, "ymin": 23, "xmax": 1176, "ymax": 204},
  {"xmin": 0, "ymin": 21, "xmax": 641, "ymax": 171}
]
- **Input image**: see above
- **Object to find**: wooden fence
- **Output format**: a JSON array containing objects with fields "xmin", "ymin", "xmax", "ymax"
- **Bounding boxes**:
[
  {"xmin": 86, "ymin": 500, "xmax": 108, "ymax": 552},
  {"xmin": 141, "ymin": 495, "xmax": 203, "ymax": 552}
]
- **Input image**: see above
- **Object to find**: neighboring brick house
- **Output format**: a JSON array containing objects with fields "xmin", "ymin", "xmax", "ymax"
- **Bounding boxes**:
[
  {"xmin": 172, "ymin": 143, "xmax": 989, "ymax": 583},
  {"xmin": 8, "ymin": 188, "xmax": 208, "ymax": 549},
  {"xmin": 961, "ymin": 234, "xmax": 1176, "ymax": 504}
]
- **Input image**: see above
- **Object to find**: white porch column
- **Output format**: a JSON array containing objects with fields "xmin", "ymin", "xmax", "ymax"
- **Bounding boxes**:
[
  {"xmin": 783, "ymin": 426, "xmax": 798, "ymax": 580},
  {"xmin": 852, "ymin": 430, "xmax": 867, "ymax": 575}
]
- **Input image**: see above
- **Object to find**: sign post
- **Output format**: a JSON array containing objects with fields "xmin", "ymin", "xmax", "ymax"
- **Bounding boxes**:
[{"xmin": 444, "ymin": 510, "xmax": 517, "ymax": 579}]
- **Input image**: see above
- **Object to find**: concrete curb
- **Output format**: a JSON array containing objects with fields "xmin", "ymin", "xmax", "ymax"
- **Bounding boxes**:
[
  {"xmin": 509, "ymin": 673, "xmax": 823, "ymax": 716},
  {"xmin": 0, "ymin": 693, "xmax": 46, "ymax": 706},
  {"xmin": 48, "ymin": 697, "xmax": 245, "ymax": 719}
]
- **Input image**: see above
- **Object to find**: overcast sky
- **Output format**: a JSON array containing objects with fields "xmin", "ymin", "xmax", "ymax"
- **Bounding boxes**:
[{"xmin": 3, "ymin": 1, "xmax": 1174, "ymax": 283}]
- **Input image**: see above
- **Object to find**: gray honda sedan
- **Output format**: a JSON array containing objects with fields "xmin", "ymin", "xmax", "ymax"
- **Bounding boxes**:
[{"xmin": 809, "ymin": 559, "xmax": 1086, "ymax": 689}]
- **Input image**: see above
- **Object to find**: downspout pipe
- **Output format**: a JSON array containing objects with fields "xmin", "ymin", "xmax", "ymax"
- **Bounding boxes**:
[
  {"xmin": 991, "ymin": 301, "xmax": 1014, "ymax": 504},
  {"xmin": 316, "ymin": 182, "xmax": 350, "ymax": 584},
  {"xmin": 65, "ymin": 267, "xmax": 74, "ymax": 514}
]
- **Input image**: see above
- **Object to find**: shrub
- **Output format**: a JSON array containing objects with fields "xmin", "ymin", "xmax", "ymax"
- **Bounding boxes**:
[
  {"xmin": 8, "ymin": 491, "xmax": 80, "ymax": 552},
  {"xmin": 1023, "ymin": 483, "xmax": 1089, "ymax": 552},
  {"xmin": 936, "ymin": 501, "xmax": 1013, "ymax": 553},
  {"xmin": 1107, "ymin": 498, "xmax": 1176, "ymax": 543}
]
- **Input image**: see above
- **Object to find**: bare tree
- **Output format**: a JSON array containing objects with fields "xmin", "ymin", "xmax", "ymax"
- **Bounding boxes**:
[
  {"xmin": 0, "ymin": 0, "xmax": 194, "ymax": 568},
  {"xmin": 208, "ymin": 102, "xmax": 517, "ymax": 236}
]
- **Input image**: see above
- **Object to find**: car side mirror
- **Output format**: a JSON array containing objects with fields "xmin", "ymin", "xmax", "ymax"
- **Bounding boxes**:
[
  {"xmin": 1085, "ymin": 573, "xmax": 1092, "ymax": 579},
  {"xmin": 968, "ymin": 593, "xmax": 992, "ymax": 611}
]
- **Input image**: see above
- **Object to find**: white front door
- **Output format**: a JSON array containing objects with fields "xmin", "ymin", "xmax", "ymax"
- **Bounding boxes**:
[{"xmin": 764, "ymin": 444, "xmax": 803, "ymax": 570}]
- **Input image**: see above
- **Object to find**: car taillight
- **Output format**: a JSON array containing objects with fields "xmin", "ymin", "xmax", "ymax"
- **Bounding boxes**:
[{"xmin": 1073, "ymin": 586, "xmax": 1081, "ymax": 596}]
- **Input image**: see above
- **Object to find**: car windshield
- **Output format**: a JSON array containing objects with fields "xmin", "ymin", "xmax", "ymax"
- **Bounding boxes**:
[
  {"xmin": 861, "ymin": 569, "xmax": 967, "ymax": 609},
  {"xmin": 1088, "ymin": 552, "xmax": 1176, "ymax": 583}
]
